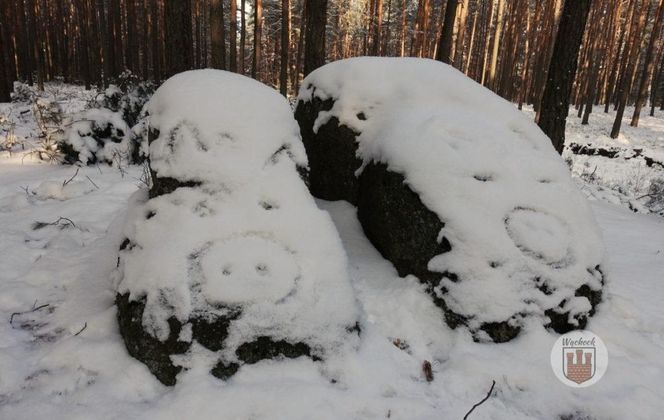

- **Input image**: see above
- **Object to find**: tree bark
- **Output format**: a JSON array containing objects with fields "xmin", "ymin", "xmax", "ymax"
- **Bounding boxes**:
[
  {"xmin": 537, "ymin": 0, "xmax": 592, "ymax": 154},
  {"xmin": 165, "ymin": 0, "xmax": 193, "ymax": 77},
  {"xmin": 465, "ymin": 10, "xmax": 478, "ymax": 75},
  {"xmin": 399, "ymin": 0, "xmax": 407, "ymax": 56},
  {"xmin": 582, "ymin": 3, "xmax": 609, "ymax": 125},
  {"xmin": 650, "ymin": 49, "xmax": 664, "ymax": 115},
  {"xmin": 631, "ymin": 0, "xmax": 664, "ymax": 126},
  {"xmin": 240, "ymin": 0, "xmax": 246, "ymax": 73},
  {"xmin": 488, "ymin": 0, "xmax": 504, "ymax": 89},
  {"xmin": 280, "ymin": 0, "xmax": 290, "ymax": 95},
  {"xmin": 295, "ymin": 0, "xmax": 307, "ymax": 91},
  {"xmin": 436, "ymin": 0, "xmax": 459, "ymax": 64},
  {"xmin": 454, "ymin": 0, "xmax": 468, "ymax": 69},
  {"xmin": 611, "ymin": 0, "xmax": 648, "ymax": 138},
  {"xmin": 0, "ymin": 18, "xmax": 10, "ymax": 102},
  {"xmin": 252, "ymin": 0, "xmax": 263, "ymax": 79},
  {"xmin": 210, "ymin": 0, "xmax": 227, "ymax": 70},
  {"xmin": 303, "ymin": 0, "xmax": 328, "ymax": 76},
  {"xmin": 229, "ymin": 0, "xmax": 238, "ymax": 72},
  {"xmin": 370, "ymin": 0, "xmax": 383, "ymax": 55},
  {"xmin": 77, "ymin": 0, "xmax": 91, "ymax": 89},
  {"xmin": 151, "ymin": 0, "xmax": 162, "ymax": 79}
]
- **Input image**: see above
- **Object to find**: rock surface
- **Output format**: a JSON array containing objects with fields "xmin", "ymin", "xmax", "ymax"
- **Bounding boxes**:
[
  {"xmin": 295, "ymin": 57, "xmax": 605, "ymax": 342},
  {"xmin": 294, "ymin": 96, "xmax": 362, "ymax": 204},
  {"xmin": 115, "ymin": 70, "xmax": 359, "ymax": 384}
]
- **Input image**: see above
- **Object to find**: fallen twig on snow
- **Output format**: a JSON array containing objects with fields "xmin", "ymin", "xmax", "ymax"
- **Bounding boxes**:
[
  {"xmin": 74, "ymin": 322, "xmax": 87, "ymax": 336},
  {"xmin": 62, "ymin": 167, "xmax": 79, "ymax": 187},
  {"xmin": 85, "ymin": 175, "xmax": 99, "ymax": 189},
  {"xmin": 32, "ymin": 216, "xmax": 77, "ymax": 230},
  {"xmin": 463, "ymin": 380, "xmax": 496, "ymax": 420},
  {"xmin": 9, "ymin": 301, "xmax": 50, "ymax": 326}
]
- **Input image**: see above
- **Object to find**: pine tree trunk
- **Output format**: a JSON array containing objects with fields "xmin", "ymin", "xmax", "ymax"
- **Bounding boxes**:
[
  {"xmin": 370, "ymin": 0, "xmax": 383, "ymax": 55},
  {"xmin": 77, "ymin": 0, "xmax": 91, "ymax": 89},
  {"xmin": 436, "ymin": 0, "xmax": 458, "ymax": 64},
  {"xmin": 164, "ymin": 0, "xmax": 193, "ymax": 77},
  {"xmin": 0, "ymin": 0, "xmax": 14, "ymax": 98},
  {"xmin": 280, "ymin": 0, "xmax": 290, "ymax": 96},
  {"xmin": 99, "ymin": 0, "xmax": 113, "ymax": 83},
  {"xmin": 252, "ymin": 0, "xmax": 263, "ymax": 79},
  {"xmin": 382, "ymin": 0, "xmax": 392, "ymax": 56},
  {"xmin": 611, "ymin": 0, "xmax": 648, "ymax": 138},
  {"xmin": 127, "ymin": 0, "xmax": 138, "ymax": 73},
  {"xmin": 0, "ymin": 20, "xmax": 10, "ymax": 102},
  {"xmin": 488, "ymin": 0, "xmax": 504, "ymax": 90},
  {"xmin": 650, "ymin": 50, "xmax": 664, "ymax": 116},
  {"xmin": 151, "ymin": 0, "xmax": 162, "ymax": 79},
  {"xmin": 399, "ymin": 0, "xmax": 407, "ymax": 57},
  {"xmin": 229, "ymin": 0, "xmax": 238, "ymax": 72},
  {"xmin": 479, "ymin": 0, "xmax": 494, "ymax": 86},
  {"xmin": 465, "ymin": 10, "xmax": 478, "ymax": 74},
  {"xmin": 17, "ymin": 0, "xmax": 33, "ymax": 85},
  {"xmin": 518, "ymin": 1, "xmax": 532, "ymax": 109},
  {"xmin": 210, "ymin": 0, "xmax": 226, "ymax": 70},
  {"xmin": 631, "ymin": 0, "xmax": 664, "ymax": 127},
  {"xmin": 142, "ymin": 0, "xmax": 150, "ymax": 77},
  {"xmin": 582, "ymin": 7, "xmax": 606, "ymax": 125},
  {"xmin": 240, "ymin": 0, "xmax": 246, "ymax": 74},
  {"xmin": 454, "ymin": 0, "xmax": 468, "ymax": 69},
  {"xmin": 294, "ymin": 0, "xmax": 306, "ymax": 91},
  {"xmin": 303, "ymin": 0, "xmax": 327, "ymax": 76},
  {"xmin": 537, "ymin": 0, "xmax": 592, "ymax": 154},
  {"xmin": 111, "ymin": 0, "xmax": 123, "ymax": 76}
]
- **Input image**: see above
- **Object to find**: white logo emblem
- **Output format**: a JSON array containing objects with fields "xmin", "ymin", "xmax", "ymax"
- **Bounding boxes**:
[{"xmin": 550, "ymin": 330, "xmax": 608, "ymax": 387}]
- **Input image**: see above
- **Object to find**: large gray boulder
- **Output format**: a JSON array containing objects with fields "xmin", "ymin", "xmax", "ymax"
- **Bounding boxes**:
[
  {"xmin": 295, "ymin": 58, "xmax": 605, "ymax": 342},
  {"xmin": 115, "ymin": 70, "xmax": 359, "ymax": 385}
]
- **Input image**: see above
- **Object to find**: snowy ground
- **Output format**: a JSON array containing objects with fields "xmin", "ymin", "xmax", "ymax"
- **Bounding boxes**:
[
  {"xmin": 0, "ymin": 86, "xmax": 663, "ymax": 419},
  {"xmin": 524, "ymin": 105, "xmax": 664, "ymax": 215}
]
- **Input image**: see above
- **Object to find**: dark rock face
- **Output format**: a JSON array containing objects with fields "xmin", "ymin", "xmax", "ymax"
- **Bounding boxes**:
[
  {"xmin": 357, "ymin": 162, "xmax": 522, "ymax": 343},
  {"xmin": 211, "ymin": 337, "xmax": 315, "ymax": 380},
  {"xmin": 545, "ymin": 268, "xmax": 604, "ymax": 335},
  {"xmin": 148, "ymin": 172, "xmax": 201, "ymax": 199},
  {"xmin": 357, "ymin": 162, "xmax": 449, "ymax": 283},
  {"xmin": 116, "ymin": 293, "xmax": 189, "ymax": 386},
  {"xmin": 294, "ymin": 97, "xmax": 363, "ymax": 204},
  {"xmin": 116, "ymin": 293, "xmax": 312, "ymax": 385}
]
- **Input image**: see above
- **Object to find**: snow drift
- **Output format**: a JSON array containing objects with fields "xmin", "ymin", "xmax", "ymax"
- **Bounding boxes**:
[
  {"xmin": 114, "ymin": 69, "xmax": 360, "ymax": 385},
  {"xmin": 295, "ymin": 57, "xmax": 605, "ymax": 342}
]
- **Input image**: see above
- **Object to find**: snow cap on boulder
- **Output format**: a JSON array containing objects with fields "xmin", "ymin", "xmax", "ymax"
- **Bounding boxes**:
[
  {"xmin": 115, "ymin": 69, "xmax": 359, "ymax": 385},
  {"xmin": 295, "ymin": 57, "xmax": 605, "ymax": 342}
]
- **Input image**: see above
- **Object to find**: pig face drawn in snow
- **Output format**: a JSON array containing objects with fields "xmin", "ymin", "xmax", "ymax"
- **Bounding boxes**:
[{"xmin": 195, "ymin": 235, "xmax": 301, "ymax": 305}]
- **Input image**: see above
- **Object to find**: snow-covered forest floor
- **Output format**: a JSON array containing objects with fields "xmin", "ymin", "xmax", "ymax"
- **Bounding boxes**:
[{"xmin": 0, "ymin": 83, "xmax": 663, "ymax": 419}]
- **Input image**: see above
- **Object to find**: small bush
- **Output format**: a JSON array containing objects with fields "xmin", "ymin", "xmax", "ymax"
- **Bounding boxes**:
[
  {"xmin": 11, "ymin": 82, "xmax": 35, "ymax": 103},
  {"xmin": 645, "ymin": 178, "xmax": 664, "ymax": 215},
  {"xmin": 94, "ymin": 71, "xmax": 156, "ymax": 127},
  {"xmin": 59, "ymin": 108, "xmax": 132, "ymax": 165}
]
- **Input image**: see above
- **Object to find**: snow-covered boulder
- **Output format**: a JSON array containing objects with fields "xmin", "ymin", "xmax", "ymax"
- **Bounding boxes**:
[
  {"xmin": 295, "ymin": 57, "xmax": 605, "ymax": 342},
  {"xmin": 115, "ymin": 69, "xmax": 359, "ymax": 385},
  {"xmin": 59, "ymin": 108, "xmax": 133, "ymax": 165}
]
